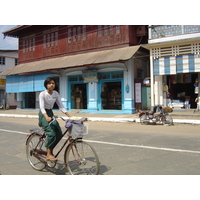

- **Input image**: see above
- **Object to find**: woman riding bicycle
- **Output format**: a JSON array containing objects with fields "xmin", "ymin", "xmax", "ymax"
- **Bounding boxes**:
[{"xmin": 39, "ymin": 77, "xmax": 71, "ymax": 161}]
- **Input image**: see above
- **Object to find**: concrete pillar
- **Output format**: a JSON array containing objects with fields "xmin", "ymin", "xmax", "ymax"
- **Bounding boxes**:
[
  {"xmin": 123, "ymin": 59, "xmax": 135, "ymax": 113},
  {"xmin": 59, "ymin": 75, "xmax": 68, "ymax": 110},
  {"xmin": 16, "ymin": 93, "xmax": 23, "ymax": 109},
  {"xmin": 35, "ymin": 91, "xmax": 40, "ymax": 109},
  {"xmin": 154, "ymin": 75, "xmax": 163, "ymax": 105},
  {"xmin": 150, "ymin": 54, "xmax": 155, "ymax": 110},
  {"xmin": 87, "ymin": 82, "xmax": 98, "ymax": 111}
]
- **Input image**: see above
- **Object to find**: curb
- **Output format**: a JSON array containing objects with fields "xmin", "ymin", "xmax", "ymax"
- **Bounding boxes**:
[{"xmin": 0, "ymin": 113, "xmax": 200, "ymax": 124}]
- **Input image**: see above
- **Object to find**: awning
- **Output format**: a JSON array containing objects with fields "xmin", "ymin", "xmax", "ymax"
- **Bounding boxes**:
[
  {"xmin": 153, "ymin": 54, "xmax": 200, "ymax": 75},
  {"xmin": 1, "ymin": 46, "xmax": 141, "ymax": 76}
]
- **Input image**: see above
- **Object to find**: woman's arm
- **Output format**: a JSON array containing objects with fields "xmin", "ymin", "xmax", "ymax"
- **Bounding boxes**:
[{"xmin": 56, "ymin": 92, "xmax": 71, "ymax": 117}]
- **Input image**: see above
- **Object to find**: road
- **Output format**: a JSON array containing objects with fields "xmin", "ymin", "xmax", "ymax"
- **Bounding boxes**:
[{"xmin": 1, "ymin": 117, "xmax": 200, "ymax": 175}]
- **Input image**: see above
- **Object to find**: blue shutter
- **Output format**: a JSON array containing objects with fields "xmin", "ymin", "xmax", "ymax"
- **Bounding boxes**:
[{"xmin": 6, "ymin": 72, "xmax": 51, "ymax": 93}]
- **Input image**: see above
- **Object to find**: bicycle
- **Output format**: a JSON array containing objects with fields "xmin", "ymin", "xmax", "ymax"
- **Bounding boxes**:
[{"xmin": 26, "ymin": 116, "xmax": 100, "ymax": 175}]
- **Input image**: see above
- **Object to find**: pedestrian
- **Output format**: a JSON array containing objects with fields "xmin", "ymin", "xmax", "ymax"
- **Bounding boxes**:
[{"xmin": 39, "ymin": 77, "xmax": 71, "ymax": 161}]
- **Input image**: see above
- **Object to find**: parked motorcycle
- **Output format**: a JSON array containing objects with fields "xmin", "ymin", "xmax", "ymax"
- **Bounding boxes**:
[{"xmin": 138, "ymin": 105, "xmax": 173, "ymax": 125}]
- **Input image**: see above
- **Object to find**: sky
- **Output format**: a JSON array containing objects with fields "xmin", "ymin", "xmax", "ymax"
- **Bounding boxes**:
[{"xmin": 0, "ymin": 25, "xmax": 18, "ymax": 50}]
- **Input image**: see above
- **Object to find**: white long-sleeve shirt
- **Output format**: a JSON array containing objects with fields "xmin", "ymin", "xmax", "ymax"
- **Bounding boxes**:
[{"xmin": 39, "ymin": 90, "xmax": 67, "ymax": 114}]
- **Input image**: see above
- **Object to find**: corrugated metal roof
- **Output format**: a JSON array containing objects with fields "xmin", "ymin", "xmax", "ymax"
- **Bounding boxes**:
[{"xmin": 1, "ymin": 46, "xmax": 141, "ymax": 76}]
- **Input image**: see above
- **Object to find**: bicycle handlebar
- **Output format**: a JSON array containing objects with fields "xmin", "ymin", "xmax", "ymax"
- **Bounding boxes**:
[{"xmin": 49, "ymin": 115, "xmax": 87, "ymax": 125}]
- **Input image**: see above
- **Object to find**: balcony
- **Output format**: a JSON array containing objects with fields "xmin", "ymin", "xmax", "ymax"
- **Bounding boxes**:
[{"xmin": 149, "ymin": 25, "xmax": 200, "ymax": 44}]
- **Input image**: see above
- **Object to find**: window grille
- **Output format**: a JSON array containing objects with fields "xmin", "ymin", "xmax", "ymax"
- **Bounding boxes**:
[
  {"xmin": 112, "ymin": 73, "xmax": 123, "ymax": 79},
  {"xmin": 0, "ymin": 57, "xmax": 5, "ymax": 65},
  {"xmin": 152, "ymin": 43, "xmax": 200, "ymax": 58},
  {"xmin": 69, "ymin": 77, "xmax": 78, "ymax": 82},
  {"xmin": 98, "ymin": 74, "xmax": 110, "ymax": 79}
]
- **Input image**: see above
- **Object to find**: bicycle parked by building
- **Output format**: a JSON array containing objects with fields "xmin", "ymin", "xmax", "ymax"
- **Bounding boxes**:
[
  {"xmin": 26, "ymin": 116, "xmax": 100, "ymax": 175},
  {"xmin": 139, "ymin": 105, "xmax": 173, "ymax": 126}
]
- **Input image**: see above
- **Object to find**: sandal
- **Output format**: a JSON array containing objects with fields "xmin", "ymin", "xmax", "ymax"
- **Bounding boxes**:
[{"xmin": 46, "ymin": 156, "xmax": 57, "ymax": 161}]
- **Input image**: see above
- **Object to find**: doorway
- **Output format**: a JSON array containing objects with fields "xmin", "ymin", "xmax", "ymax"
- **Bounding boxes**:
[
  {"xmin": 25, "ymin": 92, "xmax": 36, "ymax": 108},
  {"xmin": 101, "ymin": 81, "xmax": 122, "ymax": 110},
  {"xmin": 70, "ymin": 83, "xmax": 87, "ymax": 109},
  {"xmin": 142, "ymin": 86, "xmax": 151, "ymax": 110}
]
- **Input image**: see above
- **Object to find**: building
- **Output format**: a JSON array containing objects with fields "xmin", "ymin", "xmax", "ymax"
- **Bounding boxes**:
[
  {"xmin": 144, "ymin": 25, "xmax": 200, "ymax": 110},
  {"xmin": 1, "ymin": 25, "xmax": 149, "ymax": 113},
  {"xmin": 0, "ymin": 50, "xmax": 18, "ymax": 108}
]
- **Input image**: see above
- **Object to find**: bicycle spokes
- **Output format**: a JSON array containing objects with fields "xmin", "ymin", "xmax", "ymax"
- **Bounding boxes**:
[{"xmin": 65, "ymin": 141, "xmax": 100, "ymax": 175}]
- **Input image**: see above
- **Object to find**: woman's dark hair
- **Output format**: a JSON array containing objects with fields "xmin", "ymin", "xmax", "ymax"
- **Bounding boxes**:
[{"xmin": 44, "ymin": 77, "xmax": 56, "ymax": 89}]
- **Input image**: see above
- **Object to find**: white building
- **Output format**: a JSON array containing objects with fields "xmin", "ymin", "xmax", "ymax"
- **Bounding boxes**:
[
  {"xmin": 143, "ymin": 25, "xmax": 200, "ymax": 110},
  {"xmin": 0, "ymin": 50, "xmax": 18, "ymax": 108}
]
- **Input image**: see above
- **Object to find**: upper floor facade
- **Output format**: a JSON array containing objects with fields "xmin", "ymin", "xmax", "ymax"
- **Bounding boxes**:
[
  {"xmin": 147, "ymin": 25, "xmax": 200, "ymax": 59},
  {"xmin": 149, "ymin": 25, "xmax": 200, "ymax": 43},
  {"xmin": 3, "ymin": 25, "xmax": 148, "ymax": 64},
  {"xmin": 0, "ymin": 50, "xmax": 18, "ymax": 73}
]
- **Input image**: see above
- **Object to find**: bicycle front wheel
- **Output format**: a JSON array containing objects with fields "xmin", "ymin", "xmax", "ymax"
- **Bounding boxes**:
[
  {"xmin": 162, "ymin": 114, "xmax": 173, "ymax": 125},
  {"xmin": 26, "ymin": 133, "xmax": 46, "ymax": 171},
  {"xmin": 64, "ymin": 140, "xmax": 100, "ymax": 175}
]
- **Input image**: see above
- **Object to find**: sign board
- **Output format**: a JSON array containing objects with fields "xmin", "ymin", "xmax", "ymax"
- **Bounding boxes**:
[
  {"xmin": 135, "ymin": 83, "xmax": 141, "ymax": 103},
  {"xmin": 82, "ymin": 70, "xmax": 98, "ymax": 83},
  {"xmin": 0, "ymin": 79, "xmax": 6, "ymax": 85}
]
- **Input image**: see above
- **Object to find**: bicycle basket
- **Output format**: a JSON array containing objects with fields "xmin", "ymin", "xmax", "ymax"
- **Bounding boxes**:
[{"xmin": 69, "ymin": 123, "xmax": 88, "ymax": 137}]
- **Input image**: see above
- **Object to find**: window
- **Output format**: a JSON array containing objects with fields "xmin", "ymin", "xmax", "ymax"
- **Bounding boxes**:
[
  {"xmin": 43, "ymin": 35, "xmax": 46, "ymax": 48},
  {"xmin": 104, "ymin": 25, "xmax": 108, "ymax": 35},
  {"xmin": 112, "ymin": 72, "xmax": 123, "ymax": 79},
  {"xmin": 98, "ymin": 71, "xmax": 123, "ymax": 80},
  {"xmin": 69, "ymin": 77, "xmax": 78, "ymax": 82},
  {"xmin": 69, "ymin": 76, "xmax": 83, "ymax": 82},
  {"xmin": 73, "ymin": 27, "xmax": 76, "ymax": 42},
  {"xmin": 47, "ymin": 34, "xmax": 50, "ymax": 47},
  {"xmin": 51, "ymin": 33, "xmax": 54, "ymax": 46},
  {"xmin": 98, "ymin": 25, "xmax": 102, "ymax": 37},
  {"xmin": 98, "ymin": 73, "xmax": 110, "ymax": 79},
  {"xmin": 116, "ymin": 25, "xmax": 120, "ymax": 34},
  {"xmin": 55, "ymin": 32, "xmax": 58, "ymax": 45},
  {"xmin": 15, "ymin": 58, "xmax": 18, "ymax": 66},
  {"xmin": 110, "ymin": 25, "xmax": 114, "ymax": 34},
  {"xmin": 22, "ymin": 34, "xmax": 35, "ymax": 52},
  {"xmin": 82, "ymin": 25, "xmax": 86, "ymax": 40},
  {"xmin": 43, "ymin": 28, "xmax": 58, "ymax": 48},
  {"xmin": 0, "ymin": 57, "xmax": 5, "ymax": 65},
  {"xmin": 77, "ymin": 26, "xmax": 81, "ymax": 41},
  {"xmin": 68, "ymin": 28, "xmax": 72, "ymax": 43},
  {"xmin": 97, "ymin": 25, "xmax": 120, "ymax": 37}
]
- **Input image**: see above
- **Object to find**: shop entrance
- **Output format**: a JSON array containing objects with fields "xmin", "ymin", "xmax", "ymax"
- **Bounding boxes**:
[
  {"xmin": 167, "ymin": 73, "xmax": 198, "ymax": 108},
  {"xmin": 101, "ymin": 81, "xmax": 122, "ymax": 110},
  {"xmin": 70, "ymin": 84, "xmax": 87, "ymax": 109}
]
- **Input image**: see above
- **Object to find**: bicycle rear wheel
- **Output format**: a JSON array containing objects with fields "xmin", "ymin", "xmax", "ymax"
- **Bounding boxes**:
[
  {"xmin": 26, "ymin": 133, "xmax": 46, "ymax": 171},
  {"xmin": 140, "ymin": 114, "xmax": 149, "ymax": 125},
  {"xmin": 64, "ymin": 140, "xmax": 100, "ymax": 175}
]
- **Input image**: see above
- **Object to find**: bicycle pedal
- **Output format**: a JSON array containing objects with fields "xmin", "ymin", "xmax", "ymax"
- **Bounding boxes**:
[{"xmin": 47, "ymin": 160, "xmax": 57, "ymax": 168}]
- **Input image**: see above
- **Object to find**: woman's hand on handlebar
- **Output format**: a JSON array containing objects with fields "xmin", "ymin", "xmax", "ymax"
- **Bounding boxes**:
[{"xmin": 46, "ymin": 116, "xmax": 52, "ymax": 122}]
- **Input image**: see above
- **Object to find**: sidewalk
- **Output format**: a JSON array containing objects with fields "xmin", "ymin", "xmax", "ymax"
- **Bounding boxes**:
[{"xmin": 0, "ymin": 108, "xmax": 200, "ymax": 124}]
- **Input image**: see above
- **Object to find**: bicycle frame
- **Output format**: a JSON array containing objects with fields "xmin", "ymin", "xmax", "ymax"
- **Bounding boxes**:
[{"xmin": 27, "ymin": 118, "xmax": 83, "ymax": 162}]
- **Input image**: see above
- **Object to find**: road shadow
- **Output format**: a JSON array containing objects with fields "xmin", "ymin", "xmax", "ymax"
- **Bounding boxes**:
[
  {"xmin": 42, "ymin": 161, "xmax": 69, "ymax": 175},
  {"xmin": 41, "ymin": 162, "xmax": 111, "ymax": 175},
  {"xmin": 98, "ymin": 165, "xmax": 111, "ymax": 175}
]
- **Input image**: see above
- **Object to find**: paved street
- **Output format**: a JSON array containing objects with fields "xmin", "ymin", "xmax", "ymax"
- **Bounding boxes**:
[{"xmin": 1, "ymin": 117, "xmax": 200, "ymax": 175}]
